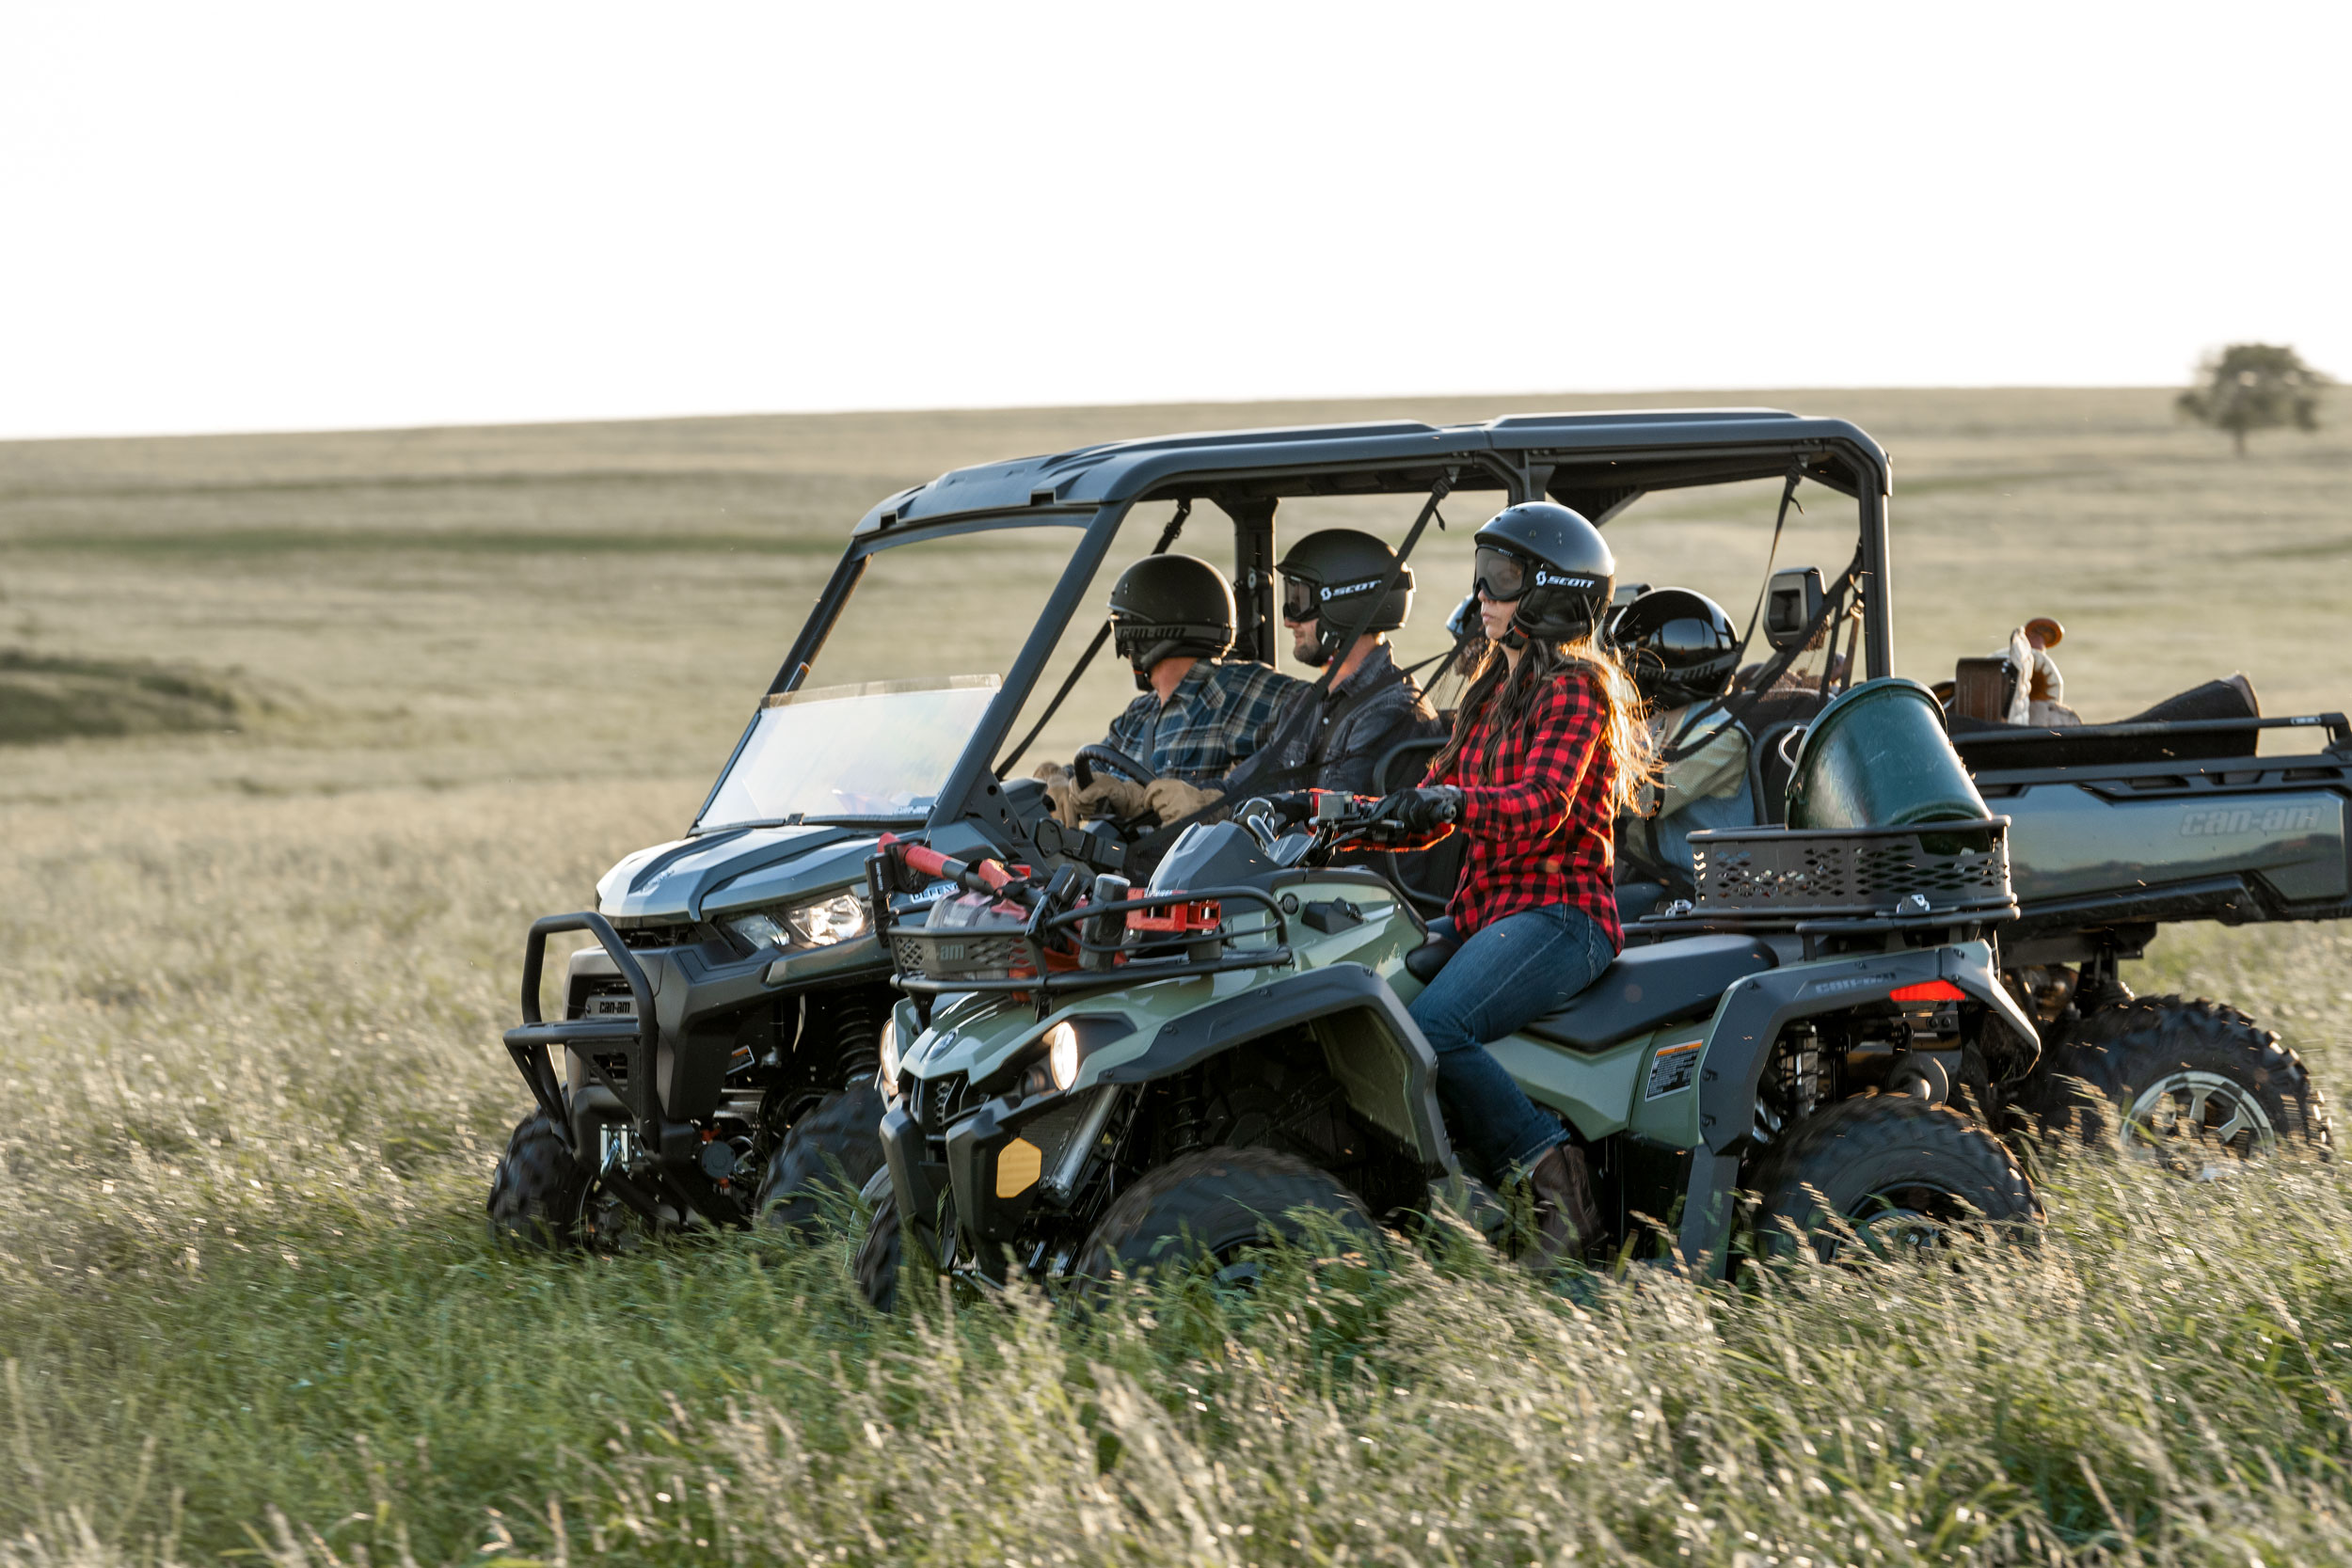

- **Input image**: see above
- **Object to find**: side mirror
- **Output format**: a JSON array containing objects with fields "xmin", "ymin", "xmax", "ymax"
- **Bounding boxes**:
[{"xmin": 1763, "ymin": 567, "xmax": 1825, "ymax": 652}]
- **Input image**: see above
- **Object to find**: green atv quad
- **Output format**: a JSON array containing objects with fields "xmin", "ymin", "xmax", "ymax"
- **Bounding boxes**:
[{"xmin": 854, "ymin": 686, "xmax": 2043, "ymax": 1306}]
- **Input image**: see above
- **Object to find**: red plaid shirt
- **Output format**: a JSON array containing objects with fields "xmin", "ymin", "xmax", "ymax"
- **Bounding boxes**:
[{"xmin": 1406, "ymin": 668, "xmax": 1622, "ymax": 945}]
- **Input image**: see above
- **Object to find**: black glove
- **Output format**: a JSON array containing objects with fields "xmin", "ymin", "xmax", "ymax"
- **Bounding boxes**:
[
  {"xmin": 1369, "ymin": 786, "xmax": 1462, "ymax": 836},
  {"xmin": 1257, "ymin": 791, "xmax": 1315, "ymax": 827}
]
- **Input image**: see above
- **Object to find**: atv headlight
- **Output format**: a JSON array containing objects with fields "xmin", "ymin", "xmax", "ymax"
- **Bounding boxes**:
[
  {"xmin": 877, "ymin": 1018, "xmax": 902, "ymax": 1101},
  {"xmin": 785, "ymin": 890, "xmax": 870, "ymax": 947},
  {"xmin": 1045, "ymin": 1021, "xmax": 1081, "ymax": 1092}
]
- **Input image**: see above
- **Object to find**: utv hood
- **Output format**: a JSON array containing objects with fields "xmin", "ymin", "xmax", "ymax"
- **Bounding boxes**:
[{"xmin": 596, "ymin": 825, "xmax": 878, "ymax": 924}]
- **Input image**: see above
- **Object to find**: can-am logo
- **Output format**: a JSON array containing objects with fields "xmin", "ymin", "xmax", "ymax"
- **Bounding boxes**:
[{"xmin": 2180, "ymin": 804, "xmax": 2325, "ymax": 836}]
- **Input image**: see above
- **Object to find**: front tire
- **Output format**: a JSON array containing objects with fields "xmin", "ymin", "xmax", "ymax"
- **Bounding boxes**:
[
  {"xmin": 853, "ymin": 1187, "xmax": 905, "ymax": 1312},
  {"xmin": 2029, "ymin": 996, "xmax": 2330, "ymax": 1174},
  {"xmin": 757, "ymin": 1083, "xmax": 888, "ymax": 1237},
  {"xmin": 1749, "ymin": 1094, "xmax": 2039, "ymax": 1263},
  {"xmin": 486, "ymin": 1111, "xmax": 589, "ymax": 1249},
  {"xmin": 1074, "ymin": 1147, "xmax": 1374, "ymax": 1289}
]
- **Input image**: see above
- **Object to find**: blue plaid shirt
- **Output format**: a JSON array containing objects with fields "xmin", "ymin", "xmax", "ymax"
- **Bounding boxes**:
[{"xmin": 1104, "ymin": 658, "xmax": 1304, "ymax": 785}]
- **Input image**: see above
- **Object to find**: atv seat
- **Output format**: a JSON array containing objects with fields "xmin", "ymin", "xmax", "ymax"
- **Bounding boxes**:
[
  {"xmin": 1522, "ymin": 934, "xmax": 1779, "ymax": 1053},
  {"xmin": 1404, "ymin": 917, "xmax": 1460, "ymax": 983}
]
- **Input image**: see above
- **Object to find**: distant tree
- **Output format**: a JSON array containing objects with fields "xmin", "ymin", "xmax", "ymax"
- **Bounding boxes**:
[{"xmin": 2176, "ymin": 343, "xmax": 2328, "ymax": 457}]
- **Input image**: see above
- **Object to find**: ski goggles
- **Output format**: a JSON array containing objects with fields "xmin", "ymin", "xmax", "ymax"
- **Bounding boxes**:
[
  {"xmin": 1279, "ymin": 575, "xmax": 1386, "ymax": 622},
  {"xmin": 1472, "ymin": 546, "xmax": 1532, "ymax": 603}
]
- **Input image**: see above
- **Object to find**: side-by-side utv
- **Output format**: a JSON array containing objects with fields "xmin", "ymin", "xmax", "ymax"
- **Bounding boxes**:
[
  {"xmin": 486, "ymin": 406, "xmax": 2342, "ymax": 1249},
  {"xmin": 488, "ymin": 409, "xmax": 1918, "ymax": 1245}
]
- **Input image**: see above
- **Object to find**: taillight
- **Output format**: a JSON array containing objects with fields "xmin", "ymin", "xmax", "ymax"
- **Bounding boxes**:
[{"xmin": 1890, "ymin": 980, "xmax": 1967, "ymax": 1003}]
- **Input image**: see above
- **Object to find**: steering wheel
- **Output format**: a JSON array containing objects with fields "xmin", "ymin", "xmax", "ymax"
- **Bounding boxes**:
[{"xmin": 1072, "ymin": 743, "xmax": 1156, "ymax": 790}]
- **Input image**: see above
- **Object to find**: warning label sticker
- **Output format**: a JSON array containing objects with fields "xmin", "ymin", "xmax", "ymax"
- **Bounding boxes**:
[{"xmin": 1645, "ymin": 1037, "xmax": 1704, "ymax": 1101}]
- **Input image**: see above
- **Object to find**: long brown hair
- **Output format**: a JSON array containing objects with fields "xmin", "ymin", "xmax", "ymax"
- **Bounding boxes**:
[{"xmin": 1431, "ymin": 633, "xmax": 1661, "ymax": 818}]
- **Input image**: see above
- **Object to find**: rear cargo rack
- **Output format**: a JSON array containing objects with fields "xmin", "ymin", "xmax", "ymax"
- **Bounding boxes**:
[{"xmin": 1637, "ymin": 817, "xmax": 2017, "ymax": 942}]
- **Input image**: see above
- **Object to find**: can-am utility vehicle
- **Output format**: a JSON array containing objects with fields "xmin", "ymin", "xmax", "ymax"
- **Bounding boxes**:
[
  {"xmin": 853, "ymin": 696, "xmax": 2042, "ymax": 1307},
  {"xmin": 489, "ymin": 409, "xmax": 1933, "ymax": 1246},
  {"xmin": 488, "ymin": 405, "xmax": 2339, "ymax": 1247}
]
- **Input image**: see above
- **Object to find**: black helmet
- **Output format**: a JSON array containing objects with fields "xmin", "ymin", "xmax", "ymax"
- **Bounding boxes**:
[
  {"xmin": 1470, "ymin": 502, "xmax": 1613, "ymax": 643},
  {"xmin": 1613, "ymin": 587, "xmax": 1739, "ymax": 708},
  {"xmin": 1108, "ymin": 554, "xmax": 1234, "ymax": 682},
  {"xmin": 1275, "ymin": 528, "xmax": 1413, "ymax": 667}
]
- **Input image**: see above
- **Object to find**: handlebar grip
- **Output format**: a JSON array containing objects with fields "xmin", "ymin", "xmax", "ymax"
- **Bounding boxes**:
[
  {"xmin": 899, "ymin": 844, "xmax": 954, "ymax": 879},
  {"xmin": 975, "ymin": 859, "xmax": 1014, "ymax": 893}
]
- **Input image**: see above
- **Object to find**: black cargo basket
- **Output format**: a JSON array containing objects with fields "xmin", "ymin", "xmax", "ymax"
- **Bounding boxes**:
[
  {"xmin": 1644, "ymin": 817, "xmax": 2015, "ymax": 937},
  {"xmin": 890, "ymin": 924, "xmax": 1034, "ymax": 983}
]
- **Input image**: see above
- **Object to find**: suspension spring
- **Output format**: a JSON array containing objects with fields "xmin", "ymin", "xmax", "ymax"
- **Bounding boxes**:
[
  {"xmin": 1166, "ymin": 1072, "xmax": 1204, "ymax": 1155},
  {"xmin": 818, "ymin": 988, "xmax": 885, "ymax": 1090}
]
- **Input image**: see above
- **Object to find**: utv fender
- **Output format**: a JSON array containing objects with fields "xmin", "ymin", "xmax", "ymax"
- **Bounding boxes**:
[
  {"xmin": 1677, "ymin": 942, "xmax": 2034, "ymax": 1273},
  {"xmin": 1097, "ymin": 963, "xmax": 1455, "ymax": 1175}
]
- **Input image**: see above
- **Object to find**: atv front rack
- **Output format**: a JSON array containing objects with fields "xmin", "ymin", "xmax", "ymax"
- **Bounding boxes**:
[
  {"xmin": 502, "ymin": 911, "xmax": 661, "ymax": 1136},
  {"xmin": 875, "ymin": 880, "xmax": 1293, "ymax": 1013}
]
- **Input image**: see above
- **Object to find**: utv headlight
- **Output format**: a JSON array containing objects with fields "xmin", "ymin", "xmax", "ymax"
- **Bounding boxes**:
[
  {"xmin": 722, "ymin": 910, "xmax": 790, "ymax": 951},
  {"xmin": 785, "ymin": 890, "xmax": 870, "ymax": 947}
]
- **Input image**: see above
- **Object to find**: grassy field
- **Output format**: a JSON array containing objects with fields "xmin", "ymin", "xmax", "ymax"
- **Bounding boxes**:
[{"xmin": 2, "ymin": 388, "xmax": 2349, "ymax": 1565}]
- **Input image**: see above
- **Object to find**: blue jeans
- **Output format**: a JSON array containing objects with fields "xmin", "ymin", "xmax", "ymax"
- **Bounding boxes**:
[{"xmin": 1407, "ymin": 902, "xmax": 1615, "ymax": 1180}]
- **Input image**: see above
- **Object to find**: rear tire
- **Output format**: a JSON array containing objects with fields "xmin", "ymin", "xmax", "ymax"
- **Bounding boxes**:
[
  {"xmin": 853, "ymin": 1187, "xmax": 905, "ymax": 1312},
  {"xmin": 757, "ymin": 1083, "xmax": 888, "ymax": 1237},
  {"xmin": 485, "ymin": 1111, "xmax": 589, "ymax": 1250},
  {"xmin": 1074, "ymin": 1147, "xmax": 1374, "ymax": 1289},
  {"xmin": 2029, "ymin": 996, "xmax": 2330, "ymax": 1173},
  {"xmin": 1750, "ymin": 1094, "xmax": 2039, "ymax": 1263}
]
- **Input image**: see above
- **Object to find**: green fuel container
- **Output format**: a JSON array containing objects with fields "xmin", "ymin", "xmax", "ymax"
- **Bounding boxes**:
[{"xmin": 1784, "ymin": 677, "xmax": 1990, "ymax": 831}]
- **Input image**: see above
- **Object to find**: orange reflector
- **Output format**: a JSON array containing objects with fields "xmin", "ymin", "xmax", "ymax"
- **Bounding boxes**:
[
  {"xmin": 1890, "ymin": 980, "xmax": 1967, "ymax": 1003},
  {"xmin": 994, "ymin": 1137, "xmax": 1042, "ymax": 1198}
]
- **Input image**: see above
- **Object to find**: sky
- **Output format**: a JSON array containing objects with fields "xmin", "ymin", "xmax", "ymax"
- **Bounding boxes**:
[{"xmin": 2, "ymin": 1, "xmax": 2346, "ymax": 440}]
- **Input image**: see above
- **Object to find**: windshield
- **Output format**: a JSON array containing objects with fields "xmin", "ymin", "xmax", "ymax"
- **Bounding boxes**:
[{"xmin": 696, "ymin": 676, "xmax": 1001, "ymax": 829}]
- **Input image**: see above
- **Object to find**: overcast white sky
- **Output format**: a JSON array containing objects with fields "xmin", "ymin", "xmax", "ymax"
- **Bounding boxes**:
[{"xmin": 3, "ymin": 2, "xmax": 2345, "ymax": 439}]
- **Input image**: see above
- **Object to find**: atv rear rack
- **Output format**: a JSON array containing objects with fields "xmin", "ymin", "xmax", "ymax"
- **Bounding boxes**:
[{"xmin": 1637, "ymin": 818, "xmax": 2018, "ymax": 944}]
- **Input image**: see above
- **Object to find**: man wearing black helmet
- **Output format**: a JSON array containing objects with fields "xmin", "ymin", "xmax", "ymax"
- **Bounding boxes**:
[
  {"xmin": 1081, "ymin": 554, "xmax": 1302, "ymax": 803},
  {"xmin": 1195, "ymin": 529, "xmax": 1443, "ymax": 812},
  {"xmin": 1613, "ymin": 588, "xmax": 1748, "ymax": 885}
]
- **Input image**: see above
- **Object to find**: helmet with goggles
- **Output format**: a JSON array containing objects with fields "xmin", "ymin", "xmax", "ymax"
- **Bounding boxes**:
[
  {"xmin": 1470, "ymin": 502, "xmax": 1614, "ymax": 643},
  {"xmin": 1275, "ymin": 528, "xmax": 1413, "ymax": 667},
  {"xmin": 1108, "ymin": 554, "xmax": 1235, "ymax": 687}
]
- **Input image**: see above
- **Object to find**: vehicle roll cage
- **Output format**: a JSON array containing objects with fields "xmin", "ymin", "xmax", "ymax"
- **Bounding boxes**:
[{"xmin": 710, "ymin": 411, "xmax": 1894, "ymax": 852}]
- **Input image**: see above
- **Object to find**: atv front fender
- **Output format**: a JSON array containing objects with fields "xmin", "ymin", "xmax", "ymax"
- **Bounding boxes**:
[{"xmin": 1093, "ymin": 962, "xmax": 1455, "ymax": 1175}]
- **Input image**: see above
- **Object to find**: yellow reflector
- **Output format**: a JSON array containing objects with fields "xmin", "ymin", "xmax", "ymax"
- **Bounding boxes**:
[{"xmin": 995, "ymin": 1137, "xmax": 1042, "ymax": 1198}]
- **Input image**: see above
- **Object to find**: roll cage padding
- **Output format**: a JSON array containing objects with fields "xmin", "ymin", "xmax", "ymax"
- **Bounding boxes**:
[{"xmin": 1672, "ymin": 942, "xmax": 2035, "ymax": 1273}]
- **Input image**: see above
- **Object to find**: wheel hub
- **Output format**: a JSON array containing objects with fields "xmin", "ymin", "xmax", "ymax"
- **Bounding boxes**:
[{"xmin": 2124, "ymin": 1069, "xmax": 2275, "ymax": 1178}]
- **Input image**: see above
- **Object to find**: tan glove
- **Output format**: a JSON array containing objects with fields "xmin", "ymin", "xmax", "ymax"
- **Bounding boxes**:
[
  {"xmin": 1142, "ymin": 777, "xmax": 1223, "ymax": 823},
  {"xmin": 1041, "ymin": 766, "xmax": 1149, "ymax": 828}
]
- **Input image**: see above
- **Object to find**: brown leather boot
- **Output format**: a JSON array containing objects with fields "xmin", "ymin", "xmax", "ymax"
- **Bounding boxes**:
[{"xmin": 1524, "ymin": 1142, "xmax": 1604, "ymax": 1269}]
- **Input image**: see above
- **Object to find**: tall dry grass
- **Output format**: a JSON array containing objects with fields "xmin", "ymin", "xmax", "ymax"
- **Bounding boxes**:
[{"xmin": 1, "ymin": 389, "xmax": 2347, "ymax": 1561}]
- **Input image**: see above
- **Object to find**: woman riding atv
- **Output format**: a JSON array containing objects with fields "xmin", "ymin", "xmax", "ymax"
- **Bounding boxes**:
[{"xmin": 1320, "ymin": 502, "xmax": 1659, "ymax": 1265}]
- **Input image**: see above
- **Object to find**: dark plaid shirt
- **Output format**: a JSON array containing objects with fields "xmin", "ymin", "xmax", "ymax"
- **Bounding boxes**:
[
  {"xmin": 1104, "ymin": 658, "xmax": 1304, "ymax": 786},
  {"xmin": 1398, "ymin": 667, "xmax": 1621, "ymax": 944}
]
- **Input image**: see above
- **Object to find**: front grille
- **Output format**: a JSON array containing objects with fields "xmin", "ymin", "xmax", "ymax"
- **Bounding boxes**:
[
  {"xmin": 909, "ymin": 1070, "xmax": 979, "ymax": 1134},
  {"xmin": 617, "ymin": 922, "xmax": 700, "ymax": 950}
]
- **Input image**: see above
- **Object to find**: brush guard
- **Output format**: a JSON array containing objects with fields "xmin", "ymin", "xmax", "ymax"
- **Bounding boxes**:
[{"xmin": 501, "ymin": 911, "xmax": 662, "ymax": 1146}]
